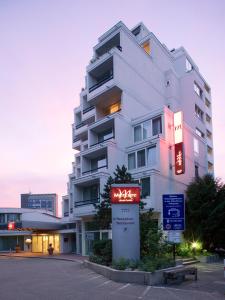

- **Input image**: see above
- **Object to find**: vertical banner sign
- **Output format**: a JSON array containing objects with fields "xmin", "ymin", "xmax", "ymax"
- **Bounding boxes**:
[
  {"xmin": 8, "ymin": 222, "xmax": 15, "ymax": 230},
  {"xmin": 163, "ymin": 194, "xmax": 185, "ymax": 231},
  {"xmin": 111, "ymin": 184, "xmax": 140, "ymax": 261},
  {"xmin": 174, "ymin": 111, "xmax": 185, "ymax": 175}
]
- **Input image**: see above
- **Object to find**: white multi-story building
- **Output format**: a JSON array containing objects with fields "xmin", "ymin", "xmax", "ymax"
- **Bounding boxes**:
[{"xmin": 62, "ymin": 22, "xmax": 214, "ymax": 256}]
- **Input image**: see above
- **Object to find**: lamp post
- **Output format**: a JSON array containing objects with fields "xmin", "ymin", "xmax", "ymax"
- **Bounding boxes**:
[{"xmin": 25, "ymin": 238, "xmax": 32, "ymax": 251}]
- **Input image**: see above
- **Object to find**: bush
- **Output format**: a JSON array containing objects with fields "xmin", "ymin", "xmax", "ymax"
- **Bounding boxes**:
[
  {"xmin": 92, "ymin": 239, "xmax": 112, "ymax": 265},
  {"xmin": 89, "ymin": 255, "xmax": 106, "ymax": 265},
  {"xmin": 139, "ymin": 256, "xmax": 175, "ymax": 272},
  {"xmin": 112, "ymin": 258, "xmax": 129, "ymax": 270},
  {"xmin": 176, "ymin": 242, "xmax": 192, "ymax": 257}
]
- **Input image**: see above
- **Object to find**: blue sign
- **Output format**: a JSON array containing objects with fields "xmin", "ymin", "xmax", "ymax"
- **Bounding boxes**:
[{"xmin": 163, "ymin": 194, "xmax": 185, "ymax": 231}]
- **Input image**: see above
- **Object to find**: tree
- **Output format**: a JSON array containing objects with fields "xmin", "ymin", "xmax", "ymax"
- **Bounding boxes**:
[
  {"xmin": 185, "ymin": 174, "xmax": 225, "ymax": 249},
  {"xmin": 94, "ymin": 165, "xmax": 134, "ymax": 229}
]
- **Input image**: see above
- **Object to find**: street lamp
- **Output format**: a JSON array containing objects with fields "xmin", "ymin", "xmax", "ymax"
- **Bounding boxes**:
[{"xmin": 25, "ymin": 238, "xmax": 32, "ymax": 251}]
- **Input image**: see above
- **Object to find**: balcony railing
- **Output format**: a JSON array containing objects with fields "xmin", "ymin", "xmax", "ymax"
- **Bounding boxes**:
[
  {"xmin": 83, "ymin": 106, "xmax": 95, "ymax": 114},
  {"xmin": 76, "ymin": 122, "xmax": 86, "ymax": 130},
  {"xmin": 73, "ymin": 137, "xmax": 80, "ymax": 143},
  {"xmin": 75, "ymin": 198, "xmax": 100, "ymax": 207},
  {"xmin": 64, "ymin": 212, "xmax": 69, "ymax": 217},
  {"xmin": 89, "ymin": 74, "xmax": 113, "ymax": 93},
  {"xmin": 90, "ymin": 135, "xmax": 114, "ymax": 147},
  {"xmin": 82, "ymin": 165, "xmax": 108, "ymax": 175}
]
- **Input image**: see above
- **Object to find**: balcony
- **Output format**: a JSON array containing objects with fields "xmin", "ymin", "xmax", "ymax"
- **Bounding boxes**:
[
  {"xmin": 75, "ymin": 198, "xmax": 100, "ymax": 207},
  {"xmin": 88, "ymin": 56, "xmax": 113, "ymax": 95},
  {"xmin": 89, "ymin": 72, "xmax": 113, "ymax": 93},
  {"xmin": 82, "ymin": 164, "xmax": 108, "ymax": 176},
  {"xmin": 83, "ymin": 105, "xmax": 95, "ymax": 114}
]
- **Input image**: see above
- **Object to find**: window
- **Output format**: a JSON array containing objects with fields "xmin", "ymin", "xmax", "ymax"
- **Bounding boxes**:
[
  {"xmin": 204, "ymin": 83, "xmax": 210, "ymax": 94},
  {"xmin": 205, "ymin": 98, "xmax": 211, "ymax": 108},
  {"xmin": 143, "ymin": 120, "xmax": 151, "ymax": 139},
  {"xmin": 109, "ymin": 102, "xmax": 121, "ymax": 114},
  {"xmin": 147, "ymin": 146, "xmax": 156, "ymax": 166},
  {"xmin": 195, "ymin": 165, "xmax": 199, "ymax": 178},
  {"xmin": 132, "ymin": 25, "xmax": 141, "ymax": 36},
  {"xmin": 208, "ymin": 161, "xmax": 213, "ymax": 172},
  {"xmin": 128, "ymin": 153, "xmax": 136, "ymax": 170},
  {"xmin": 195, "ymin": 105, "xmax": 204, "ymax": 121},
  {"xmin": 152, "ymin": 117, "xmax": 162, "ymax": 136},
  {"xmin": 134, "ymin": 125, "xmax": 142, "ymax": 142},
  {"xmin": 207, "ymin": 146, "xmax": 213, "ymax": 155},
  {"xmin": 194, "ymin": 138, "xmax": 199, "ymax": 155},
  {"xmin": 186, "ymin": 58, "xmax": 192, "ymax": 72},
  {"xmin": 207, "ymin": 130, "xmax": 212, "ymax": 139},
  {"xmin": 206, "ymin": 114, "xmax": 211, "ymax": 124},
  {"xmin": 98, "ymin": 128, "xmax": 114, "ymax": 143},
  {"xmin": 83, "ymin": 185, "xmax": 99, "ymax": 201},
  {"xmin": 137, "ymin": 149, "xmax": 146, "ymax": 168},
  {"xmin": 194, "ymin": 82, "xmax": 203, "ymax": 98},
  {"xmin": 141, "ymin": 177, "xmax": 150, "ymax": 198},
  {"xmin": 142, "ymin": 41, "xmax": 150, "ymax": 54},
  {"xmin": 196, "ymin": 128, "xmax": 204, "ymax": 138}
]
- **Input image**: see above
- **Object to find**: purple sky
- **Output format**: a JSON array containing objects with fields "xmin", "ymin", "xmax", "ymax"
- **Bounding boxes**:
[{"xmin": 0, "ymin": 0, "xmax": 225, "ymax": 215}]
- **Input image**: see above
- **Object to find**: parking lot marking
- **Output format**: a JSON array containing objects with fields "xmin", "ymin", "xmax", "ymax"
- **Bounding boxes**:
[
  {"xmin": 117, "ymin": 283, "xmax": 130, "ymax": 291},
  {"xmin": 138, "ymin": 285, "xmax": 151, "ymax": 299},
  {"xmin": 97, "ymin": 280, "xmax": 112, "ymax": 287}
]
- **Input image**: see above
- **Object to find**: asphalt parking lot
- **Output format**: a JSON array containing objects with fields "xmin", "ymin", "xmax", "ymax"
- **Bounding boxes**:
[{"xmin": 0, "ymin": 256, "xmax": 224, "ymax": 299}]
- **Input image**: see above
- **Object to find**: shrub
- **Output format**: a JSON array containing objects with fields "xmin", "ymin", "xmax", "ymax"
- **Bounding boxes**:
[
  {"xmin": 112, "ymin": 258, "xmax": 129, "ymax": 270},
  {"xmin": 176, "ymin": 242, "xmax": 192, "ymax": 257},
  {"xmin": 89, "ymin": 255, "xmax": 106, "ymax": 265},
  {"xmin": 139, "ymin": 256, "xmax": 175, "ymax": 272},
  {"xmin": 92, "ymin": 239, "xmax": 112, "ymax": 265}
]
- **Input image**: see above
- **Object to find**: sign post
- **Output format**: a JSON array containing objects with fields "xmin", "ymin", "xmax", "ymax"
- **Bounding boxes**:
[
  {"xmin": 163, "ymin": 194, "xmax": 185, "ymax": 261},
  {"xmin": 110, "ymin": 184, "xmax": 140, "ymax": 261}
]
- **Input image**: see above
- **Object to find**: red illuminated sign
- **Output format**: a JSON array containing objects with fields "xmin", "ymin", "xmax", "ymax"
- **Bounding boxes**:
[
  {"xmin": 110, "ymin": 186, "xmax": 140, "ymax": 204},
  {"xmin": 175, "ymin": 142, "xmax": 185, "ymax": 175},
  {"xmin": 8, "ymin": 222, "xmax": 15, "ymax": 230}
]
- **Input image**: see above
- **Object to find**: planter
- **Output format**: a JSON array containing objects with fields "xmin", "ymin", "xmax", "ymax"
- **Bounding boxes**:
[{"xmin": 84, "ymin": 260, "xmax": 182, "ymax": 286}]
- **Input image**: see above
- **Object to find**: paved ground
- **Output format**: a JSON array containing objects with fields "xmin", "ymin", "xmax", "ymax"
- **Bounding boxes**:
[{"xmin": 0, "ymin": 255, "xmax": 224, "ymax": 299}]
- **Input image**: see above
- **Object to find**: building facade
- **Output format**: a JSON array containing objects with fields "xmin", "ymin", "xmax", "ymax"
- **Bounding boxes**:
[
  {"xmin": 21, "ymin": 193, "xmax": 58, "ymax": 216},
  {"xmin": 62, "ymin": 22, "xmax": 214, "ymax": 256},
  {"xmin": 0, "ymin": 208, "xmax": 63, "ymax": 253}
]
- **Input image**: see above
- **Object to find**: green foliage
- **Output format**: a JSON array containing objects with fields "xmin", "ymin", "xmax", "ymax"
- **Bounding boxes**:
[
  {"xmin": 140, "ymin": 209, "xmax": 172, "ymax": 258},
  {"xmin": 94, "ymin": 165, "xmax": 137, "ymax": 229},
  {"xmin": 139, "ymin": 257, "xmax": 175, "ymax": 272},
  {"xmin": 176, "ymin": 242, "xmax": 192, "ymax": 257},
  {"xmin": 112, "ymin": 258, "xmax": 130, "ymax": 270},
  {"xmin": 92, "ymin": 239, "xmax": 112, "ymax": 265},
  {"xmin": 185, "ymin": 174, "xmax": 225, "ymax": 249},
  {"xmin": 89, "ymin": 255, "xmax": 106, "ymax": 265}
]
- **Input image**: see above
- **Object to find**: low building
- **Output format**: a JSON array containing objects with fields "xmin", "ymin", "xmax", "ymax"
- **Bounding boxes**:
[
  {"xmin": 21, "ymin": 193, "xmax": 58, "ymax": 216},
  {"xmin": 0, "ymin": 208, "xmax": 63, "ymax": 253}
]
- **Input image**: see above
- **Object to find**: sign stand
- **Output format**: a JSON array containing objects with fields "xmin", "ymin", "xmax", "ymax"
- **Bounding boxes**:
[{"xmin": 110, "ymin": 184, "xmax": 140, "ymax": 261}]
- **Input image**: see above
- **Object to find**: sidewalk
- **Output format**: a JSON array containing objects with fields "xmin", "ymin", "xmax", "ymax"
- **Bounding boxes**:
[{"xmin": 0, "ymin": 251, "xmax": 86, "ymax": 263}]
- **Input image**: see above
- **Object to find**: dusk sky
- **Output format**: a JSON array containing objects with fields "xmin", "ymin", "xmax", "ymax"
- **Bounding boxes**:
[{"xmin": 0, "ymin": 0, "xmax": 224, "ymax": 215}]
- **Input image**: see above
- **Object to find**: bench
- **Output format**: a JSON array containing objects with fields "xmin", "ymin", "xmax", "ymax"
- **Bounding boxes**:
[{"xmin": 163, "ymin": 266, "xmax": 197, "ymax": 284}]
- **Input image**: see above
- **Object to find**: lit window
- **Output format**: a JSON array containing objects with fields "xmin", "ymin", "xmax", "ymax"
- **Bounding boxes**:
[
  {"xmin": 195, "ymin": 105, "xmax": 204, "ymax": 121},
  {"xmin": 194, "ymin": 82, "xmax": 203, "ymax": 98},
  {"xmin": 196, "ymin": 128, "xmax": 204, "ymax": 138},
  {"xmin": 152, "ymin": 117, "xmax": 162, "ymax": 136},
  {"xmin": 186, "ymin": 58, "xmax": 192, "ymax": 72},
  {"xmin": 109, "ymin": 102, "xmax": 121, "ymax": 114},
  {"xmin": 206, "ymin": 114, "xmax": 211, "ymax": 124},
  {"xmin": 194, "ymin": 138, "xmax": 199, "ymax": 155},
  {"xmin": 142, "ymin": 41, "xmax": 150, "ymax": 55},
  {"xmin": 141, "ymin": 177, "xmax": 150, "ymax": 198},
  {"xmin": 134, "ymin": 125, "xmax": 142, "ymax": 142},
  {"xmin": 137, "ymin": 149, "xmax": 146, "ymax": 168},
  {"xmin": 205, "ymin": 98, "xmax": 211, "ymax": 108},
  {"xmin": 147, "ymin": 146, "xmax": 156, "ymax": 166},
  {"xmin": 128, "ymin": 153, "xmax": 136, "ymax": 170}
]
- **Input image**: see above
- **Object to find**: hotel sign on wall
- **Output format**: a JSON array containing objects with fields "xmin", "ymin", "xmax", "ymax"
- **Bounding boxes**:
[
  {"xmin": 110, "ymin": 186, "xmax": 140, "ymax": 204},
  {"xmin": 174, "ymin": 111, "xmax": 185, "ymax": 175},
  {"xmin": 8, "ymin": 222, "xmax": 15, "ymax": 230}
]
